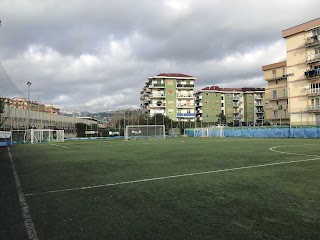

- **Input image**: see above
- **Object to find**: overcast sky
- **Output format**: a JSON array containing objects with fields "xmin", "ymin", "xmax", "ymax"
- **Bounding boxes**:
[{"xmin": 0, "ymin": 0, "xmax": 319, "ymax": 113}]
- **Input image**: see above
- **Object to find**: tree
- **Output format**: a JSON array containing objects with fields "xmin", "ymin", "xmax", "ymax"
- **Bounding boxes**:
[
  {"xmin": 217, "ymin": 112, "xmax": 226, "ymax": 125},
  {"xmin": 0, "ymin": 98, "xmax": 5, "ymax": 128}
]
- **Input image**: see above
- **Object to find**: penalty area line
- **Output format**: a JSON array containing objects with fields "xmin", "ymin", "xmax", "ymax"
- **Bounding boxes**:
[
  {"xmin": 7, "ymin": 146, "xmax": 39, "ymax": 240},
  {"xmin": 51, "ymin": 143, "xmax": 69, "ymax": 148},
  {"xmin": 25, "ymin": 157, "xmax": 320, "ymax": 197}
]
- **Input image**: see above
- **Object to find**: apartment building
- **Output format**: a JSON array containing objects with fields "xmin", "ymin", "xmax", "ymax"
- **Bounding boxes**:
[
  {"xmin": 140, "ymin": 73, "xmax": 196, "ymax": 122},
  {"xmin": 195, "ymin": 86, "xmax": 265, "ymax": 126},
  {"xmin": 262, "ymin": 61, "xmax": 290, "ymax": 125},
  {"xmin": 282, "ymin": 18, "xmax": 320, "ymax": 125},
  {"xmin": 1, "ymin": 97, "xmax": 60, "ymax": 114}
]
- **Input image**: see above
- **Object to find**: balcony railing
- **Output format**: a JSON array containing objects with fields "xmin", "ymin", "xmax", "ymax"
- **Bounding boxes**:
[
  {"xmin": 177, "ymin": 113, "xmax": 195, "ymax": 118},
  {"xmin": 306, "ymin": 54, "xmax": 320, "ymax": 64},
  {"xmin": 177, "ymin": 94, "xmax": 193, "ymax": 98},
  {"xmin": 176, "ymin": 84, "xmax": 194, "ymax": 88},
  {"xmin": 177, "ymin": 104, "xmax": 194, "ymax": 108},
  {"xmin": 305, "ymin": 36, "xmax": 320, "ymax": 47},
  {"xmin": 305, "ymin": 68, "xmax": 320, "ymax": 78},
  {"xmin": 308, "ymin": 105, "xmax": 320, "ymax": 112},
  {"xmin": 150, "ymin": 94, "xmax": 165, "ymax": 98},
  {"xmin": 150, "ymin": 83, "xmax": 165, "ymax": 88},
  {"xmin": 196, "ymin": 95, "xmax": 202, "ymax": 100},
  {"xmin": 309, "ymin": 88, "xmax": 320, "ymax": 95}
]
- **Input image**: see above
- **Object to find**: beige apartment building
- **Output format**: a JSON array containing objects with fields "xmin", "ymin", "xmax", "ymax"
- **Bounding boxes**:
[
  {"xmin": 282, "ymin": 18, "xmax": 320, "ymax": 125},
  {"xmin": 262, "ymin": 18, "xmax": 320, "ymax": 126},
  {"xmin": 262, "ymin": 61, "xmax": 290, "ymax": 125}
]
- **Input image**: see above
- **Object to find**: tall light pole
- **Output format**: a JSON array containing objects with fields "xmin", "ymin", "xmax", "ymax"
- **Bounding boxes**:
[
  {"xmin": 27, "ymin": 82, "xmax": 32, "ymax": 129},
  {"xmin": 122, "ymin": 93, "xmax": 126, "ymax": 132}
]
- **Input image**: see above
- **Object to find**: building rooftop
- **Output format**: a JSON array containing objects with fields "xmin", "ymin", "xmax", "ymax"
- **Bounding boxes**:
[
  {"xmin": 201, "ymin": 85, "xmax": 265, "ymax": 92},
  {"xmin": 282, "ymin": 18, "xmax": 320, "ymax": 38},
  {"xmin": 156, "ymin": 73, "xmax": 195, "ymax": 78},
  {"xmin": 262, "ymin": 61, "xmax": 286, "ymax": 71}
]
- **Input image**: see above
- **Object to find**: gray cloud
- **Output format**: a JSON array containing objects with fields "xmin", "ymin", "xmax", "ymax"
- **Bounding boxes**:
[{"xmin": 0, "ymin": 0, "xmax": 319, "ymax": 112}]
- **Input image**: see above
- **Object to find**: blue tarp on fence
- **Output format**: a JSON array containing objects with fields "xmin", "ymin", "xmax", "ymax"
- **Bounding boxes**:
[{"xmin": 185, "ymin": 127, "xmax": 320, "ymax": 138}]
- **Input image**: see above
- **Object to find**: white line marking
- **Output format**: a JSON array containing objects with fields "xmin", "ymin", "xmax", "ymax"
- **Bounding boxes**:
[
  {"xmin": 25, "ymin": 157, "xmax": 320, "ymax": 197},
  {"xmin": 51, "ymin": 143, "xmax": 69, "ymax": 148},
  {"xmin": 270, "ymin": 144, "xmax": 320, "ymax": 157},
  {"xmin": 7, "ymin": 146, "xmax": 39, "ymax": 240}
]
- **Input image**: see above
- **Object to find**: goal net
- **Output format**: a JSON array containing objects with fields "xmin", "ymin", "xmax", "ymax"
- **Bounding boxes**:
[
  {"xmin": 11, "ymin": 129, "xmax": 64, "ymax": 144},
  {"xmin": 193, "ymin": 126, "xmax": 224, "ymax": 138},
  {"xmin": 125, "ymin": 125, "xmax": 165, "ymax": 140}
]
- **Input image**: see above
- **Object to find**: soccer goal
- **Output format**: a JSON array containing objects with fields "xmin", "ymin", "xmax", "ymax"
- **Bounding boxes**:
[
  {"xmin": 11, "ymin": 129, "xmax": 64, "ymax": 144},
  {"xmin": 193, "ymin": 126, "xmax": 224, "ymax": 138},
  {"xmin": 125, "ymin": 125, "xmax": 165, "ymax": 140}
]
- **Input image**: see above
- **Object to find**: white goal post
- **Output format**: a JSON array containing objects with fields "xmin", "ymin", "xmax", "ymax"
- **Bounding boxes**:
[
  {"xmin": 125, "ymin": 125, "xmax": 165, "ymax": 140},
  {"xmin": 10, "ymin": 129, "xmax": 65, "ymax": 144}
]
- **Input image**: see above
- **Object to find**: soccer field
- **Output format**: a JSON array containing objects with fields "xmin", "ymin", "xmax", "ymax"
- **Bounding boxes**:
[{"xmin": 1, "ymin": 137, "xmax": 320, "ymax": 240}]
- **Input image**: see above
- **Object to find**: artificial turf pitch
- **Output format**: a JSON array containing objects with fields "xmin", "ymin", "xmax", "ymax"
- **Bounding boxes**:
[{"xmin": 1, "ymin": 137, "xmax": 320, "ymax": 239}]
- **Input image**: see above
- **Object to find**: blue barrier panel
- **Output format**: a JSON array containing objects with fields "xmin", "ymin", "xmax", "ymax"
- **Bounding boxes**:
[
  {"xmin": 0, "ymin": 141, "xmax": 12, "ymax": 147},
  {"xmin": 186, "ymin": 127, "xmax": 320, "ymax": 138},
  {"xmin": 292, "ymin": 128, "xmax": 304, "ymax": 138},
  {"xmin": 305, "ymin": 128, "xmax": 318, "ymax": 138}
]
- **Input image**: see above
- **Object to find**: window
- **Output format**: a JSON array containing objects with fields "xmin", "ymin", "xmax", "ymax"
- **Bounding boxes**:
[
  {"xmin": 221, "ymin": 103, "xmax": 224, "ymax": 107},
  {"xmin": 283, "ymin": 68, "xmax": 286, "ymax": 75},
  {"xmin": 221, "ymin": 96, "xmax": 224, "ymax": 100},
  {"xmin": 167, "ymin": 80, "xmax": 173, "ymax": 85},
  {"xmin": 283, "ymin": 88, "xmax": 286, "ymax": 97},
  {"xmin": 284, "ymin": 110, "xmax": 287, "ymax": 118},
  {"xmin": 168, "ymin": 100, "xmax": 173, "ymax": 104},
  {"xmin": 273, "ymin": 110, "xmax": 278, "ymax": 118},
  {"xmin": 272, "ymin": 69, "xmax": 276, "ymax": 78},
  {"xmin": 168, "ymin": 90, "xmax": 173, "ymax": 95},
  {"xmin": 273, "ymin": 90, "xmax": 278, "ymax": 99},
  {"xmin": 275, "ymin": 81, "xmax": 278, "ymax": 85},
  {"xmin": 315, "ymin": 47, "xmax": 320, "ymax": 55},
  {"xmin": 168, "ymin": 109, "xmax": 174, "ymax": 114}
]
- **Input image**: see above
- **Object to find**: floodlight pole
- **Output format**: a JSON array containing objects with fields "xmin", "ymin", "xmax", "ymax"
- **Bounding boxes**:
[
  {"xmin": 122, "ymin": 92, "xmax": 127, "ymax": 137},
  {"xmin": 27, "ymin": 82, "xmax": 32, "ymax": 129}
]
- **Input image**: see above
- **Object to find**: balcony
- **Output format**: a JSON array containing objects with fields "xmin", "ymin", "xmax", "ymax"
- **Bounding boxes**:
[
  {"xmin": 176, "ymin": 84, "xmax": 194, "ymax": 88},
  {"xmin": 196, "ymin": 103, "xmax": 203, "ymax": 108},
  {"xmin": 177, "ymin": 113, "xmax": 195, "ymax": 118},
  {"xmin": 233, "ymin": 103, "xmax": 239, "ymax": 108},
  {"xmin": 233, "ymin": 96, "xmax": 240, "ymax": 101},
  {"xmin": 176, "ymin": 94, "xmax": 194, "ymax": 99},
  {"xmin": 150, "ymin": 93, "xmax": 165, "ymax": 98},
  {"xmin": 254, "ymin": 95, "xmax": 264, "ymax": 100},
  {"xmin": 308, "ymin": 105, "xmax": 320, "ymax": 112},
  {"xmin": 305, "ymin": 68, "xmax": 320, "ymax": 79},
  {"xmin": 150, "ymin": 83, "xmax": 165, "ymax": 88},
  {"xmin": 177, "ymin": 104, "xmax": 194, "ymax": 108},
  {"xmin": 150, "ymin": 103, "xmax": 165, "ymax": 108},
  {"xmin": 197, "ymin": 109, "xmax": 203, "ymax": 114},
  {"xmin": 308, "ymin": 88, "xmax": 320, "ymax": 96},
  {"xmin": 306, "ymin": 54, "xmax": 320, "ymax": 64},
  {"xmin": 305, "ymin": 36, "xmax": 320, "ymax": 47},
  {"xmin": 196, "ymin": 117, "xmax": 203, "ymax": 121},
  {"xmin": 196, "ymin": 95, "xmax": 202, "ymax": 100},
  {"xmin": 255, "ymin": 101, "xmax": 264, "ymax": 106}
]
